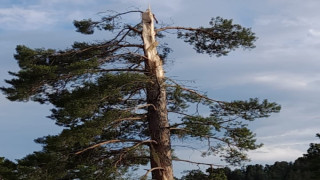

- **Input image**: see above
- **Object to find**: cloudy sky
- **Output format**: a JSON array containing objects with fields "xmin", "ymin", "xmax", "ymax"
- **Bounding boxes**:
[{"xmin": 1, "ymin": 0, "xmax": 320, "ymax": 176}]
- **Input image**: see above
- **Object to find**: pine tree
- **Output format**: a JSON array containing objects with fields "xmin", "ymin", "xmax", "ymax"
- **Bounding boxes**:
[
  {"xmin": 1, "ymin": 7, "xmax": 280, "ymax": 180},
  {"xmin": 0, "ymin": 157, "xmax": 18, "ymax": 180}
]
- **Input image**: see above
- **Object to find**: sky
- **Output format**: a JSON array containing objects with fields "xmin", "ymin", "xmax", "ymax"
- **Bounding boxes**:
[{"xmin": 1, "ymin": 0, "xmax": 320, "ymax": 177}]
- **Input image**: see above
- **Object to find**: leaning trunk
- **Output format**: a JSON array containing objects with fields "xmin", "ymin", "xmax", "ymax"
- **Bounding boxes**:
[{"xmin": 142, "ymin": 8, "xmax": 174, "ymax": 180}]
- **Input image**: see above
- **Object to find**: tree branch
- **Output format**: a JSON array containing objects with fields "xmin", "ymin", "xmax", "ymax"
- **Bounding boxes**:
[
  {"xmin": 115, "ymin": 140, "xmax": 156, "ymax": 167},
  {"xmin": 156, "ymin": 26, "xmax": 219, "ymax": 39},
  {"xmin": 156, "ymin": 26, "xmax": 199, "ymax": 33},
  {"xmin": 92, "ymin": 68, "xmax": 146, "ymax": 73},
  {"xmin": 173, "ymin": 158, "xmax": 224, "ymax": 168},
  {"xmin": 99, "ymin": 10, "xmax": 143, "ymax": 19},
  {"xmin": 141, "ymin": 167, "xmax": 165, "ymax": 180},
  {"xmin": 167, "ymin": 78, "xmax": 226, "ymax": 104},
  {"xmin": 110, "ymin": 116, "xmax": 146, "ymax": 127},
  {"xmin": 75, "ymin": 139, "xmax": 156, "ymax": 155},
  {"xmin": 127, "ymin": 25, "xmax": 142, "ymax": 34}
]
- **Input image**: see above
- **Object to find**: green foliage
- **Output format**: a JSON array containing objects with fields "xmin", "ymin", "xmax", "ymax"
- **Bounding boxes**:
[
  {"xmin": 180, "ymin": 169, "xmax": 209, "ymax": 180},
  {"xmin": 207, "ymin": 168, "xmax": 228, "ymax": 180},
  {"xmin": 179, "ymin": 168, "xmax": 227, "ymax": 180},
  {"xmin": 170, "ymin": 96, "xmax": 280, "ymax": 165},
  {"xmin": 177, "ymin": 17, "xmax": 256, "ymax": 57},
  {"xmin": 211, "ymin": 98, "xmax": 281, "ymax": 121},
  {"xmin": 74, "ymin": 19, "xmax": 97, "ymax": 34},
  {"xmin": 48, "ymin": 73, "xmax": 147, "ymax": 127},
  {"xmin": 0, "ymin": 157, "xmax": 18, "ymax": 180},
  {"xmin": 15, "ymin": 149, "xmax": 124, "ymax": 180}
]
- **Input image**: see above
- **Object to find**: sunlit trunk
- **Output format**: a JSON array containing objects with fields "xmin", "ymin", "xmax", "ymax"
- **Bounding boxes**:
[{"xmin": 142, "ymin": 7, "xmax": 174, "ymax": 180}]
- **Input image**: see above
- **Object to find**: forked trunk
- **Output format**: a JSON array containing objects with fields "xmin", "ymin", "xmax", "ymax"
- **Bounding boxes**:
[{"xmin": 142, "ymin": 7, "xmax": 174, "ymax": 180}]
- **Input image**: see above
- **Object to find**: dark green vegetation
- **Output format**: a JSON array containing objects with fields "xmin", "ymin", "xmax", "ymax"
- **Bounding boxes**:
[
  {"xmin": 1, "ymin": 8, "xmax": 280, "ymax": 179},
  {"xmin": 179, "ymin": 133, "xmax": 320, "ymax": 180}
]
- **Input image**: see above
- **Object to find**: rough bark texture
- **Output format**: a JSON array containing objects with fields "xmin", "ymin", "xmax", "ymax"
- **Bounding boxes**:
[{"xmin": 142, "ymin": 8, "xmax": 174, "ymax": 180}]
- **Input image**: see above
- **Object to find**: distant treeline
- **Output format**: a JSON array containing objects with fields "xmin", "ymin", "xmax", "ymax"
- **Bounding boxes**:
[{"xmin": 179, "ymin": 133, "xmax": 320, "ymax": 180}]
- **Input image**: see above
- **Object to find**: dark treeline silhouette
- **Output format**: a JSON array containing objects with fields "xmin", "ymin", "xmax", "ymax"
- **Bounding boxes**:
[{"xmin": 179, "ymin": 133, "xmax": 320, "ymax": 180}]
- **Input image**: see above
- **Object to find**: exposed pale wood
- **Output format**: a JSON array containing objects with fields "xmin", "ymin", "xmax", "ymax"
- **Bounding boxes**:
[
  {"xmin": 141, "ymin": 167, "xmax": 165, "ymax": 180},
  {"xmin": 142, "ymin": 6, "xmax": 174, "ymax": 180}
]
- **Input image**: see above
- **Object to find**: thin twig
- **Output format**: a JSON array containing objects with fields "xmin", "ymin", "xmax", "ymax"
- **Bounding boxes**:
[
  {"xmin": 173, "ymin": 158, "xmax": 224, "ymax": 167},
  {"xmin": 92, "ymin": 68, "xmax": 146, "ymax": 73}
]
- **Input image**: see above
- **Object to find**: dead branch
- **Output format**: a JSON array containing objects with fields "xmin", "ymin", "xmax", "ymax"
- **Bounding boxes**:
[
  {"xmin": 99, "ymin": 10, "xmax": 143, "ymax": 20},
  {"xmin": 156, "ymin": 26, "xmax": 199, "ymax": 33},
  {"xmin": 127, "ymin": 25, "xmax": 142, "ymax": 34},
  {"xmin": 52, "ymin": 43, "xmax": 143, "ymax": 58},
  {"xmin": 173, "ymin": 158, "xmax": 224, "ymax": 168},
  {"xmin": 75, "ymin": 139, "xmax": 156, "ymax": 155},
  {"xmin": 141, "ymin": 167, "xmax": 165, "ymax": 180},
  {"xmin": 92, "ymin": 68, "xmax": 146, "ymax": 73}
]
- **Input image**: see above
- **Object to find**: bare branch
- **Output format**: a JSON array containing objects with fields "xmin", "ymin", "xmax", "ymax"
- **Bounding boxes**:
[
  {"xmin": 173, "ymin": 158, "xmax": 224, "ymax": 168},
  {"xmin": 75, "ymin": 139, "xmax": 156, "ymax": 155},
  {"xmin": 52, "ymin": 43, "xmax": 143, "ymax": 58},
  {"xmin": 171, "ymin": 144, "xmax": 203, "ymax": 153},
  {"xmin": 92, "ymin": 68, "xmax": 146, "ymax": 73},
  {"xmin": 127, "ymin": 25, "xmax": 142, "ymax": 34},
  {"xmin": 141, "ymin": 167, "xmax": 165, "ymax": 180},
  {"xmin": 99, "ymin": 10, "xmax": 143, "ymax": 19},
  {"xmin": 156, "ymin": 26, "xmax": 199, "ymax": 33}
]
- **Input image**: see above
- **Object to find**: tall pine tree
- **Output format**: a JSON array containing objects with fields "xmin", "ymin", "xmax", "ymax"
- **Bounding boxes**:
[{"xmin": 1, "ymin": 7, "xmax": 280, "ymax": 180}]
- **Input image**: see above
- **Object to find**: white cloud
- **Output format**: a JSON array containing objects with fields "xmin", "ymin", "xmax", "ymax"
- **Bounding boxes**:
[
  {"xmin": 258, "ymin": 128, "xmax": 319, "ymax": 141},
  {"xmin": 253, "ymin": 74, "xmax": 309, "ymax": 90},
  {"xmin": 39, "ymin": 0, "xmax": 89, "ymax": 5},
  {"xmin": 308, "ymin": 29, "xmax": 320, "ymax": 37},
  {"xmin": 0, "ymin": 7, "xmax": 55, "ymax": 30},
  {"xmin": 249, "ymin": 146, "xmax": 304, "ymax": 163}
]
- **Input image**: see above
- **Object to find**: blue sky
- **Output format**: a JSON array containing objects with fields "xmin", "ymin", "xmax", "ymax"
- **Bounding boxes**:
[{"xmin": 1, "ymin": 0, "xmax": 320, "ymax": 177}]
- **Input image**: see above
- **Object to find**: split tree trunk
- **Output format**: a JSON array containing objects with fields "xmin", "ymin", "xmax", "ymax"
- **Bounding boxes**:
[{"xmin": 142, "ymin": 8, "xmax": 174, "ymax": 180}]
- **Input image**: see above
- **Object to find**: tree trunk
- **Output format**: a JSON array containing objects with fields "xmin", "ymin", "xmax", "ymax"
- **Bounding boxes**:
[{"xmin": 142, "ymin": 7, "xmax": 174, "ymax": 180}]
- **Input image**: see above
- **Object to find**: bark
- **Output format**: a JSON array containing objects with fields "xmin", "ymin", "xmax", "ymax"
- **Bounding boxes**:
[{"xmin": 142, "ymin": 7, "xmax": 174, "ymax": 180}]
